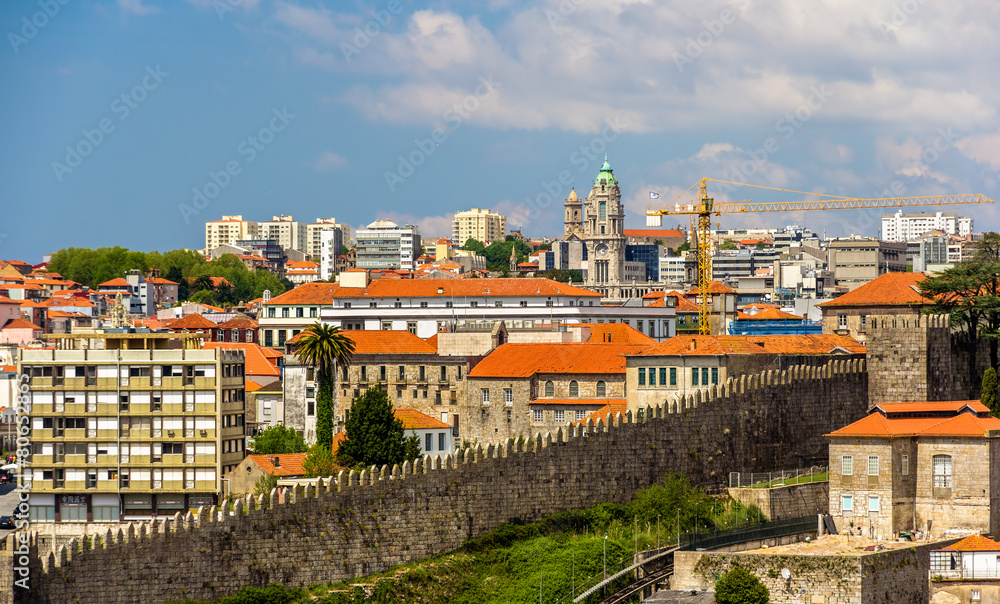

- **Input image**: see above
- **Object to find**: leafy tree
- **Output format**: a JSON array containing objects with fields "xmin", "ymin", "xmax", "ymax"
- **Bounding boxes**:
[
  {"xmin": 463, "ymin": 238, "xmax": 486, "ymax": 254},
  {"xmin": 296, "ymin": 323, "xmax": 355, "ymax": 449},
  {"xmin": 251, "ymin": 425, "xmax": 307, "ymax": 454},
  {"xmin": 677, "ymin": 241, "xmax": 691, "ymax": 253},
  {"xmin": 754, "ymin": 242, "xmax": 768, "ymax": 251},
  {"xmin": 719, "ymin": 239, "xmax": 738, "ymax": 251},
  {"xmin": 714, "ymin": 567, "xmax": 769, "ymax": 604},
  {"xmin": 482, "ymin": 240, "xmax": 533, "ymax": 272},
  {"xmin": 337, "ymin": 388, "xmax": 422, "ymax": 469},
  {"xmin": 251, "ymin": 473, "xmax": 278, "ymax": 497},
  {"xmin": 188, "ymin": 290, "xmax": 216, "ymax": 305},
  {"xmin": 983, "ymin": 367, "xmax": 999, "ymax": 418},
  {"xmin": 341, "ymin": 245, "xmax": 349, "ymax": 255},
  {"xmin": 303, "ymin": 443, "xmax": 339, "ymax": 477}
]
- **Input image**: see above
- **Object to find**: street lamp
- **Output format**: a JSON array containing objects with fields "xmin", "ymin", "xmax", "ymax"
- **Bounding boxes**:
[{"xmin": 603, "ymin": 533, "xmax": 608, "ymax": 583}]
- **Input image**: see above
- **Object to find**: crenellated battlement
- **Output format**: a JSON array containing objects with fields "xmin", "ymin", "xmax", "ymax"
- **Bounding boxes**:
[
  {"xmin": 866, "ymin": 313, "xmax": 954, "ymax": 406},
  {"xmin": 14, "ymin": 358, "xmax": 868, "ymax": 604}
]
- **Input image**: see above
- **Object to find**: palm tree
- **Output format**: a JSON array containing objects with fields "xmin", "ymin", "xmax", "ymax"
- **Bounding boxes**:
[
  {"xmin": 296, "ymin": 323, "xmax": 355, "ymax": 448},
  {"xmin": 193, "ymin": 275, "xmax": 215, "ymax": 293}
]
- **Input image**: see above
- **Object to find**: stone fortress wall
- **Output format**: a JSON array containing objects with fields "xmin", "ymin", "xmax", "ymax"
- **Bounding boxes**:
[{"xmin": 14, "ymin": 359, "xmax": 869, "ymax": 604}]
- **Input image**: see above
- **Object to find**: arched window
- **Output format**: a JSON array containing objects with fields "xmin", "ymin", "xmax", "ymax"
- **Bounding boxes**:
[
  {"xmin": 599, "ymin": 202, "xmax": 607, "ymax": 221},
  {"xmin": 596, "ymin": 381, "xmax": 606, "ymax": 397},
  {"xmin": 932, "ymin": 455, "xmax": 952, "ymax": 488},
  {"xmin": 545, "ymin": 381, "xmax": 554, "ymax": 397},
  {"xmin": 569, "ymin": 380, "xmax": 579, "ymax": 397}
]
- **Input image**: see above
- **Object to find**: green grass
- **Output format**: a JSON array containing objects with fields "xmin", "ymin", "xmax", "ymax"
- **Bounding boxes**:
[{"xmin": 749, "ymin": 471, "xmax": 828, "ymax": 488}]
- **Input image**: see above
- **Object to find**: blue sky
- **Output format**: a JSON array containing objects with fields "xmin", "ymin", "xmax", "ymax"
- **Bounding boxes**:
[{"xmin": 3, "ymin": 0, "xmax": 1000, "ymax": 262}]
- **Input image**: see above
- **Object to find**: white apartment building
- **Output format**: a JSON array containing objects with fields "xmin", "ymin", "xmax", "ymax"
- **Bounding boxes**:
[
  {"xmin": 307, "ymin": 218, "xmax": 352, "ymax": 260},
  {"xmin": 659, "ymin": 255, "xmax": 689, "ymax": 284},
  {"xmin": 259, "ymin": 215, "xmax": 308, "ymax": 254},
  {"xmin": 355, "ymin": 220, "xmax": 421, "ymax": 271},
  {"xmin": 319, "ymin": 229, "xmax": 344, "ymax": 281},
  {"xmin": 452, "ymin": 208, "xmax": 507, "ymax": 245},
  {"xmin": 319, "ymin": 272, "xmax": 676, "ymax": 340},
  {"xmin": 204, "ymin": 216, "xmax": 259, "ymax": 252},
  {"xmin": 880, "ymin": 211, "xmax": 973, "ymax": 243}
]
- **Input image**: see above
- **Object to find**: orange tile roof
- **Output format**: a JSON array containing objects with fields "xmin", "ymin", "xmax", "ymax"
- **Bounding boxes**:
[
  {"xmin": 331, "ymin": 278, "xmax": 602, "ymax": 299},
  {"xmin": 395, "ymin": 408, "xmax": 451, "ymax": 430},
  {"xmin": 248, "ymin": 453, "xmax": 307, "ymax": 477},
  {"xmin": 145, "ymin": 277, "xmax": 178, "ymax": 285},
  {"xmin": 41, "ymin": 297, "xmax": 94, "ymax": 308},
  {"xmin": 655, "ymin": 291, "xmax": 699, "ymax": 312},
  {"xmin": 169, "ymin": 313, "xmax": 217, "ymax": 329},
  {"xmin": 245, "ymin": 382, "xmax": 264, "ymax": 393},
  {"xmin": 202, "ymin": 342, "xmax": 282, "ymax": 377},
  {"xmin": 529, "ymin": 398, "xmax": 624, "ymax": 407},
  {"xmin": 623, "ymin": 229, "xmax": 685, "ymax": 239},
  {"xmin": 286, "ymin": 261, "xmax": 319, "ymax": 269},
  {"xmin": 686, "ymin": 281, "xmax": 736, "ymax": 296},
  {"xmin": 584, "ymin": 323, "xmax": 657, "ymax": 345},
  {"xmin": 0, "ymin": 295, "xmax": 17, "ymax": 305},
  {"xmin": 631, "ymin": 334, "xmax": 865, "ymax": 356},
  {"xmin": 875, "ymin": 400, "xmax": 989, "ymax": 415},
  {"xmin": 1, "ymin": 318, "xmax": 42, "ymax": 331},
  {"xmin": 937, "ymin": 535, "xmax": 1000, "ymax": 552},
  {"xmin": 98, "ymin": 278, "xmax": 131, "ymax": 288},
  {"xmin": 736, "ymin": 308, "xmax": 802, "ymax": 321},
  {"xmin": 46, "ymin": 310, "xmax": 88, "ymax": 318},
  {"xmin": 469, "ymin": 343, "xmax": 646, "ymax": 378},
  {"xmin": 817, "ymin": 272, "xmax": 928, "ymax": 308},
  {"xmin": 340, "ymin": 330, "xmax": 437, "ymax": 355},
  {"xmin": 264, "ymin": 282, "xmax": 341, "ymax": 306},
  {"xmin": 827, "ymin": 404, "xmax": 1000, "ymax": 438},
  {"xmin": 423, "ymin": 333, "xmax": 439, "ymax": 351},
  {"xmin": 575, "ymin": 400, "xmax": 629, "ymax": 425},
  {"xmin": 215, "ymin": 315, "xmax": 258, "ymax": 329}
]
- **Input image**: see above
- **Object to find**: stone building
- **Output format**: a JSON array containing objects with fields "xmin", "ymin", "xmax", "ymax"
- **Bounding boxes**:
[
  {"xmin": 817, "ymin": 271, "xmax": 930, "ymax": 343},
  {"xmin": 826, "ymin": 400, "xmax": 1000, "ymax": 540},
  {"xmin": 625, "ymin": 334, "xmax": 865, "ymax": 412},
  {"xmin": 462, "ymin": 341, "xmax": 648, "ymax": 444},
  {"xmin": 930, "ymin": 534, "xmax": 1000, "ymax": 603},
  {"xmin": 682, "ymin": 280, "xmax": 738, "ymax": 335}
]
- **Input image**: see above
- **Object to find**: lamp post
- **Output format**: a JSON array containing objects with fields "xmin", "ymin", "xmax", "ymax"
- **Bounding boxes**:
[
  {"xmin": 603, "ymin": 533, "xmax": 608, "ymax": 583},
  {"xmin": 657, "ymin": 514, "xmax": 661, "ymax": 550}
]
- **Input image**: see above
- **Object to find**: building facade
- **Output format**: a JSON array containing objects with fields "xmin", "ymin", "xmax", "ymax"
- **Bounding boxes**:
[
  {"xmin": 307, "ymin": 218, "xmax": 351, "ymax": 260},
  {"xmin": 23, "ymin": 332, "xmax": 247, "ymax": 525},
  {"xmin": 204, "ymin": 215, "xmax": 260, "ymax": 252},
  {"xmin": 881, "ymin": 211, "xmax": 973, "ymax": 243},
  {"xmin": 452, "ymin": 208, "xmax": 507, "ymax": 245},
  {"xmin": 258, "ymin": 215, "xmax": 308, "ymax": 254},
  {"xmin": 827, "ymin": 238, "xmax": 908, "ymax": 291},
  {"xmin": 355, "ymin": 220, "xmax": 421, "ymax": 271},
  {"xmin": 319, "ymin": 228, "xmax": 344, "ymax": 281},
  {"xmin": 818, "ymin": 271, "xmax": 930, "ymax": 343}
]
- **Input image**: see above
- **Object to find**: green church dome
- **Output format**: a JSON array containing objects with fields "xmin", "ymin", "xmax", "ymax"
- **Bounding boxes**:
[{"xmin": 594, "ymin": 155, "xmax": 616, "ymax": 186}]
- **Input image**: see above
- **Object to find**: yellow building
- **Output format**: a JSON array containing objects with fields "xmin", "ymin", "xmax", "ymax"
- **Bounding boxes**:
[
  {"xmin": 22, "ymin": 331, "xmax": 246, "ymax": 523},
  {"xmin": 452, "ymin": 208, "xmax": 506, "ymax": 245},
  {"xmin": 204, "ymin": 215, "xmax": 260, "ymax": 252}
]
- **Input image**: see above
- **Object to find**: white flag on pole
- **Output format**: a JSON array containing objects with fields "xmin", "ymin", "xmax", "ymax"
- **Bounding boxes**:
[{"xmin": 649, "ymin": 191, "xmax": 660, "ymax": 199}]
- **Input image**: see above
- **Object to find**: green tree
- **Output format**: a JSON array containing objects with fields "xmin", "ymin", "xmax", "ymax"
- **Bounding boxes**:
[
  {"xmin": 193, "ymin": 274, "xmax": 215, "ymax": 293},
  {"xmin": 677, "ymin": 241, "xmax": 691, "ymax": 253},
  {"xmin": 303, "ymin": 443, "xmax": 339, "ymax": 477},
  {"xmin": 714, "ymin": 567, "xmax": 769, "ymax": 604},
  {"xmin": 188, "ymin": 290, "xmax": 217, "ymax": 306},
  {"xmin": 463, "ymin": 238, "xmax": 486, "ymax": 254},
  {"xmin": 755, "ymin": 242, "xmax": 768, "ymax": 251},
  {"xmin": 251, "ymin": 473, "xmax": 278, "ymax": 497},
  {"xmin": 719, "ymin": 239, "xmax": 738, "ymax": 251},
  {"xmin": 983, "ymin": 367, "xmax": 999, "ymax": 418},
  {"xmin": 337, "ymin": 388, "xmax": 421, "ymax": 469},
  {"xmin": 482, "ymin": 240, "xmax": 533, "ymax": 272},
  {"xmin": 296, "ymin": 323, "xmax": 355, "ymax": 449},
  {"xmin": 251, "ymin": 425, "xmax": 308, "ymax": 454}
]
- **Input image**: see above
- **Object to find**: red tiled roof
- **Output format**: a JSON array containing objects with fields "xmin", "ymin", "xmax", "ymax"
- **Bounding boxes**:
[
  {"xmin": 937, "ymin": 535, "xmax": 1000, "ymax": 552},
  {"xmin": 1, "ymin": 318, "xmax": 42, "ymax": 331},
  {"xmin": 0, "ymin": 295, "xmax": 17, "ymax": 305},
  {"xmin": 631, "ymin": 334, "xmax": 865, "ymax": 357},
  {"xmin": 264, "ymin": 282, "xmax": 341, "ymax": 306},
  {"xmin": 245, "ymin": 382, "xmax": 264, "ymax": 393},
  {"xmin": 623, "ymin": 229, "xmax": 685, "ymax": 239},
  {"xmin": 875, "ymin": 400, "xmax": 989, "ymax": 415},
  {"xmin": 584, "ymin": 323, "xmax": 657, "ymax": 345},
  {"xmin": 340, "ymin": 330, "xmax": 436, "ymax": 355},
  {"xmin": 98, "ymin": 278, "xmax": 131, "ymax": 288},
  {"xmin": 169, "ymin": 313, "xmax": 217, "ymax": 330},
  {"xmin": 469, "ymin": 343, "xmax": 646, "ymax": 378},
  {"xmin": 653, "ymin": 291, "xmax": 699, "ymax": 312},
  {"xmin": 529, "ymin": 398, "xmax": 624, "ymax": 407},
  {"xmin": 248, "ymin": 453, "xmax": 306, "ymax": 476},
  {"xmin": 41, "ymin": 297, "xmax": 94, "ymax": 308},
  {"xmin": 145, "ymin": 277, "xmax": 178, "ymax": 285},
  {"xmin": 817, "ymin": 272, "xmax": 928, "ymax": 308},
  {"xmin": 331, "ymin": 278, "xmax": 602, "ymax": 299},
  {"xmin": 46, "ymin": 310, "xmax": 88, "ymax": 318},
  {"xmin": 423, "ymin": 333, "xmax": 439, "ymax": 351},
  {"xmin": 395, "ymin": 409, "xmax": 451, "ymax": 430},
  {"xmin": 575, "ymin": 400, "xmax": 629, "ymax": 425},
  {"xmin": 736, "ymin": 308, "xmax": 802, "ymax": 321},
  {"xmin": 215, "ymin": 315, "xmax": 258, "ymax": 329},
  {"xmin": 287, "ymin": 261, "xmax": 319, "ymax": 269},
  {"xmin": 686, "ymin": 281, "xmax": 736, "ymax": 296},
  {"xmin": 201, "ymin": 342, "xmax": 282, "ymax": 377},
  {"xmin": 827, "ymin": 403, "xmax": 1000, "ymax": 438}
]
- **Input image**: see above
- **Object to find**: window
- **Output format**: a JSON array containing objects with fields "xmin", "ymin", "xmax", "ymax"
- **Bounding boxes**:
[
  {"xmin": 860, "ymin": 315, "xmax": 868, "ymax": 332},
  {"xmin": 711, "ymin": 368, "xmax": 718, "ymax": 384},
  {"xmin": 394, "ymin": 302, "xmax": 402, "ymax": 308},
  {"xmin": 495, "ymin": 301, "xmax": 503, "ymax": 307},
  {"xmin": 296, "ymin": 307, "xmax": 304, "ymax": 318},
  {"xmin": 692, "ymin": 367, "xmax": 699, "ymax": 386},
  {"xmin": 398, "ymin": 366, "xmax": 405, "ymax": 380},
  {"xmin": 310, "ymin": 307, "xmax": 317, "ymax": 317},
  {"xmin": 282, "ymin": 307, "xmax": 289, "ymax": 318},
  {"xmin": 360, "ymin": 366, "xmax": 367, "ymax": 382},
  {"xmin": 838, "ymin": 314, "xmax": 847, "ymax": 329},
  {"xmin": 419, "ymin": 366, "xmax": 426, "ymax": 381},
  {"xmin": 638, "ymin": 368, "xmax": 646, "ymax": 387},
  {"xmin": 932, "ymin": 454, "xmax": 952, "ymax": 488},
  {"xmin": 599, "ymin": 202, "xmax": 606, "ymax": 221},
  {"xmin": 407, "ymin": 322, "xmax": 417, "ymax": 334},
  {"xmin": 648, "ymin": 368, "xmax": 656, "ymax": 386},
  {"xmin": 636, "ymin": 320, "xmax": 643, "ymax": 333},
  {"xmin": 380, "ymin": 366, "xmax": 387, "ymax": 381},
  {"xmin": 868, "ymin": 496, "xmax": 879, "ymax": 513},
  {"xmin": 440, "ymin": 366, "xmax": 447, "ymax": 381},
  {"xmin": 841, "ymin": 495, "xmax": 853, "ymax": 512},
  {"xmin": 425, "ymin": 433, "xmax": 433, "ymax": 451},
  {"xmin": 554, "ymin": 410, "xmax": 565, "ymax": 422},
  {"xmin": 438, "ymin": 432, "xmax": 446, "ymax": 451},
  {"xmin": 868, "ymin": 455, "xmax": 879, "ymax": 476},
  {"xmin": 576, "ymin": 410, "xmax": 586, "ymax": 421},
  {"xmin": 267, "ymin": 308, "xmax": 275, "ymax": 318},
  {"xmin": 669, "ymin": 367, "xmax": 677, "ymax": 386},
  {"xmin": 470, "ymin": 301, "xmax": 479, "ymax": 308},
  {"xmin": 533, "ymin": 409, "xmax": 543, "ymax": 422},
  {"xmin": 901, "ymin": 454, "xmax": 909, "ymax": 476},
  {"xmin": 569, "ymin": 381, "xmax": 579, "ymax": 397},
  {"xmin": 701, "ymin": 367, "xmax": 709, "ymax": 385},
  {"xmin": 972, "ymin": 590, "xmax": 981, "ymax": 601},
  {"xmin": 481, "ymin": 389, "xmax": 490, "ymax": 404},
  {"xmin": 420, "ymin": 301, "xmax": 428, "ymax": 308},
  {"xmin": 596, "ymin": 381, "xmax": 606, "ymax": 397},
  {"xmin": 446, "ymin": 301, "xmax": 453, "ymax": 308},
  {"xmin": 457, "ymin": 366, "xmax": 462, "ymax": 380},
  {"xmin": 520, "ymin": 301, "xmax": 527, "ymax": 307},
  {"xmin": 545, "ymin": 380, "xmax": 554, "ymax": 396},
  {"xmin": 504, "ymin": 388, "xmax": 513, "ymax": 405},
  {"xmin": 381, "ymin": 322, "xmax": 391, "ymax": 331},
  {"xmin": 842, "ymin": 455, "xmax": 853, "ymax": 475}
]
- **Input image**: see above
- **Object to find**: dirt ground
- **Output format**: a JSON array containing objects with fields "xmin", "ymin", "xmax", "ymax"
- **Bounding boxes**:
[{"xmin": 745, "ymin": 534, "xmax": 934, "ymax": 556}]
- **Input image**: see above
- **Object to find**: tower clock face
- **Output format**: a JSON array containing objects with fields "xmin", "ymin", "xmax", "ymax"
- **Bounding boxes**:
[{"xmin": 597, "ymin": 245, "xmax": 608, "ymax": 257}]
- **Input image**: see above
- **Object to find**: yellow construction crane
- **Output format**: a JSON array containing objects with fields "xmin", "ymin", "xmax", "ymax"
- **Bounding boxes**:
[{"xmin": 646, "ymin": 178, "xmax": 996, "ymax": 334}]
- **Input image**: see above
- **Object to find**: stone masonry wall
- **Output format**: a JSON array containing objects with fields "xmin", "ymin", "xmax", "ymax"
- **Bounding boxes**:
[
  {"xmin": 867, "ymin": 314, "xmax": 952, "ymax": 407},
  {"xmin": 13, "ymin": 360, "xmax": 868, "ymax": 604},
  {"xmin": 728, "ymin": 482, "xmax": 829, "ymax": 521}
]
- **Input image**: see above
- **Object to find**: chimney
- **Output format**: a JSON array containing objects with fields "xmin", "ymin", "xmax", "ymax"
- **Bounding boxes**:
[
  {"xmin": 689, "ymin": 339, "xmax": 697, "ymax": 351},
  {"xmin": 272, "ymin": 456, "xmax": 280, "ymax": 468}
]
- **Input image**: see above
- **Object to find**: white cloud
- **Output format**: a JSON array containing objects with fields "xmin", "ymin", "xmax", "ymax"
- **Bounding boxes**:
[
  {"xmin": 313, "ymin": 151, "xmax": 348, "ymax": 172},
  {"xmin": 118, "ymin": 0, "xmax": 160, "ymax": 16},
  {"xmin": 956, "ymin": 129, "xmax": 1000, "ymax": 171}
]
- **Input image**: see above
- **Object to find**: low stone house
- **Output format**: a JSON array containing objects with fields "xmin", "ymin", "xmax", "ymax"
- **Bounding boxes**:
[
  {"xmin": 826, "ymin": 400, "xmax": 1000, "ymax": 540},
  {"xmin": 817, "ymin": 271, "xmax": 929, "ymax": 343}
]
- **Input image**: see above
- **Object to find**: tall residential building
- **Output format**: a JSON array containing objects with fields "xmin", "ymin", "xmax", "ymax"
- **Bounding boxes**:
[
  {"xmin": 880, "ymin": 211, "xmax": 973, "ymax": 243},
  {"xmin": 307, "ymin": 218, "xmax": 352, "ymax": 260},
  {"xmin": 22, "ymin": 332, "xmax": 247, "ymax": 526},
  {"xmin": 258, "ymin": 216, "xmax": 308, "ymax": 254},
  {"xmin": 319, "ymin": 228, "xmax": 344, "ymax": 281},
  {"xmin": 452, "ymin": 209, "xmax": 507, "ymax": 245},
  {"xmin": 204, "ymin": 216, "xmax": 259, "ymax": 252},
  {"xmin": 355, "ymin": 220, "xmax": 421, "ymax": 271}
]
